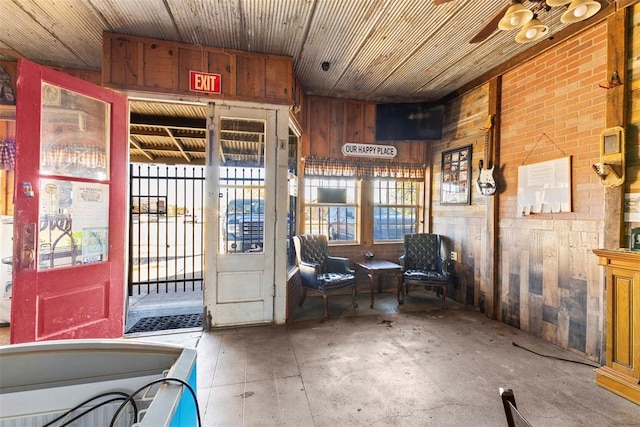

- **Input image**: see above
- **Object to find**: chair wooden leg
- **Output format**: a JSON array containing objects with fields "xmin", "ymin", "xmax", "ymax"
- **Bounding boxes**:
[
  {"xmin": 299, "ymin": 288, "xmax": 308, "ymax": 307},
  {"xmin": 441, "ymin": 286, "xmax": 448, "ymax": 309},
  {"xmin": 351, "ymin": 286, "xmax": 358, "ymax": 308},
  {"xmin": 322, "ymin": 294, "xmax": 329, "ymax": 318},
  {"xmin": 398, "ymin": 278, "xmax": 405, "ymax": 305}
]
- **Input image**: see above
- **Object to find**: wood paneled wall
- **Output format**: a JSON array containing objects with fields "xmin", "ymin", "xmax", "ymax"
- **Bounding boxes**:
[
  {"xmin": 300, "ymin": 96, "xmax": 429, "ymax": 289},
  {"xmin": 302, "ymin": 96, "xmax": 426, "ymax": 163},
  {"xmin": 103, "ymin": 32, "xmax": 296, "ymax": 108},
  {"xmin": 303, "ymin": 97, "xmax": 375, "ymax": 156},
  {"xmin": 431, "ymin": 84, "xmax": 491, "ymax": 311},
  {"xmin": 626, "ymin": 4, "xmax": 640, "ymax": 241}
]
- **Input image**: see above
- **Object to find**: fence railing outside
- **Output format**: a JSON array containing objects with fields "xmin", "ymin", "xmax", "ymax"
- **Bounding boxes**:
[{"xmin": 128, "ymin": 164, "xmax": 204, "ymax": 295}]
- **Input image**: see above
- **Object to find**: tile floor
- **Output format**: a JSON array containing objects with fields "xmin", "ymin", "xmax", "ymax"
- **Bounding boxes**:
[{"xmin": 2, "ymin": 290, "xmax": 640, "ymax": 426}]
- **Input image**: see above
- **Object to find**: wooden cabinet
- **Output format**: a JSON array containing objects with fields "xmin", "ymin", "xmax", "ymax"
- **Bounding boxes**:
[
  {"xmin": 0, "ymin": 108, "xmax": 15, "ymax": 216},
  {"xmin": 0, "ymin": 105, "xmax": 15, "ymax": 121},
  {"xmin": 593, "ymin": 249, "xmax": 640, "ymax": 406}
]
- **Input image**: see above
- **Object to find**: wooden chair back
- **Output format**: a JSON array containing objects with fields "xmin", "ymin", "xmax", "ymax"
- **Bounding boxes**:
[{"xmin": 500, "ymin": 388, "xmax": 533, "ymax": 427}]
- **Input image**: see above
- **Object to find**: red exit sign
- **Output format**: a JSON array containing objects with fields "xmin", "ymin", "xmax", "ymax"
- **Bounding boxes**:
[{"xmin": 189, "ymin": 71, "xmax": 221, "ymax": 94}]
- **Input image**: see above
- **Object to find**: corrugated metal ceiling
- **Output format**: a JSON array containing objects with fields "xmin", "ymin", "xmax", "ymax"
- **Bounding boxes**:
[
  {"xmin": 129, "ymin": 101, "xmax": 207, "ymax": 164},
  {"xmin": 0, "ymin": 0, "xmax": 615, "ymax": 164},
  {"xmin": 129, "ymin": 101, "xmax": 207, "ymax": 120},
  {"xmin": 0, "ymin": 0, "xmax": 612, "ymax": 103}
]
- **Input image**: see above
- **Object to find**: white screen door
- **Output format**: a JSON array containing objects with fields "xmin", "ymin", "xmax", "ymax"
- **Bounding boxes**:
[{"xmin": 204, "ymin": 104, "xmax": 280, "ymax": 327}]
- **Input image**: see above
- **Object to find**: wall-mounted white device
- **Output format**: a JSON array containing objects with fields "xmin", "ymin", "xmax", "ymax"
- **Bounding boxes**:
[{"xmin": 592, "ymin": 126, "xmax": 625, "ymax": 188}]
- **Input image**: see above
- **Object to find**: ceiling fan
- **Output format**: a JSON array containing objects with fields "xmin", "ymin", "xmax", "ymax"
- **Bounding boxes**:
[
  {"xmin": 469, "ymin": 1, "xmax": 548, "ymax": 43},
  {"xmin": 468, "ymin": 0, "xmax": 605, "ymax": 44}
]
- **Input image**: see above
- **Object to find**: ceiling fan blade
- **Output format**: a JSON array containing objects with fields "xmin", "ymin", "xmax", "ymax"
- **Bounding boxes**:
[
  {"xmin": 469, "ymin": 3, "xmax": 511, "ymax": 43},
  {"xmin": 433, "ymin": 0, "xmax": 456, "ymax": 5}
]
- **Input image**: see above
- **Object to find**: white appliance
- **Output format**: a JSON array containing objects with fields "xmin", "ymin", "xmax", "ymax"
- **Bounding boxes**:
[{"xmin": 0, "ymin": 215, "xmax": 13, "ymax": 325}]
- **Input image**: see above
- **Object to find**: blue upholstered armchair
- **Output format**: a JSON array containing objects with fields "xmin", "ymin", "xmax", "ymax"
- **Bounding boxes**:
[
  {"xmin": 292, "ymin": 234, "xmax": 357, "ymax": 318},
  {"xmin": 398, "ymin": 233, "xmax": 452, "ymax": 308}
]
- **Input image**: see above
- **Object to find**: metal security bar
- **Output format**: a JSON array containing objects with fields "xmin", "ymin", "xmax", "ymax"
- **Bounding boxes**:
[
  {"xmin": 373, "ymin": 179, "xmax": 419, "ymax": 241},
  {"xmin": 128, "ymin": 164, "xmax": 204, "ymax": 295}
]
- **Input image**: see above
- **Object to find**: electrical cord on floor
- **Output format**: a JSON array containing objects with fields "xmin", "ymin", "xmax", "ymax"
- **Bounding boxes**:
[
  {"xmin": 42, "ymin": 391, "xmax": 138, "ymax": 427},
  {"xmin": 512, "ymin": 341, "xmax": 600, "ymax": 368},
  {"xmin": 109, "ymin": 377, "xmax": 202, "ymax": 427}
]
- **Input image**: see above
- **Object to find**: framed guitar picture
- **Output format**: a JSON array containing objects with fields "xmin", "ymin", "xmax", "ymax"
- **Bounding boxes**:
[{"xmin": 441, "ymin": 145, "xmax": 472, "ymax": 205}]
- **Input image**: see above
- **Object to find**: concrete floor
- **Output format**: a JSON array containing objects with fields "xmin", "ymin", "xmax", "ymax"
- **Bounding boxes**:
[
  {"xmin": 126, "ymin": 286, "xmax": 204, "ymax": 331},
  {"xmin": 192, "ymin": 291, "xmax": 639, "ymax": 426},
  {"xmin": 2, "ymin": 290, "xmax": 640, "ymax": 426}
]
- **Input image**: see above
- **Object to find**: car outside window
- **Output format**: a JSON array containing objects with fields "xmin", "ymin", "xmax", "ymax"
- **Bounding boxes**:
[
  {"xmin": 304, "ymin": 177, "xmax": 357, "ymax": 242},
  {"xmin": 373, "ymin": 179, "xmax": 420, "ymax": 242},
  {"xmin": 327, "ymin": 206, "xmax": 355, "ymax": 241},
  {"xmin": 223, "ymin": 197, "xmax": 265, "ymax": 253}
]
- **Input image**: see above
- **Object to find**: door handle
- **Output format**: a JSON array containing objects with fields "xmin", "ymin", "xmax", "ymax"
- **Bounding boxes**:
[
  {"xmin": 21, "ymin": 246, "xmax": 34, "ymax": 269},
  {"xmin": 19, "ymin": 223, "xmax": 35, "ymax": 270}
]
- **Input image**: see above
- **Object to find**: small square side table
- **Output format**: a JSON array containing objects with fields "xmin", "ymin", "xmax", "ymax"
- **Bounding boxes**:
[{"xmin": 354, "ymin": 259, "xmax": 403, "ymax": 308}]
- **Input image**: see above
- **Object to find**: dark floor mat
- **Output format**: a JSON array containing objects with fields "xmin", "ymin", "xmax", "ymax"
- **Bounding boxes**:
[{"xmin": 127, "ymin": 313, "xmax": 203, "ymax": 333}]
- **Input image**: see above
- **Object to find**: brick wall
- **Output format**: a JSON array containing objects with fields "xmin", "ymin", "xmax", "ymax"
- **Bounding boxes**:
[
  {"xmin": 500, "ymin": 24, "xmax": 607, "ymax": 220},
  {"xmin": 497, "ymin": 23, "xmax": 608, "ymax": 360}
]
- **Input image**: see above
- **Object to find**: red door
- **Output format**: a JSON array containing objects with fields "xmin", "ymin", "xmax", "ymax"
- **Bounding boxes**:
[{"xmin": 11, "ymin": 59, "xmax": 127, "ymax": 343}]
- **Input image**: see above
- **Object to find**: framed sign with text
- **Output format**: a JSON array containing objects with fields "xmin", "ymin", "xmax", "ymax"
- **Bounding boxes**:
[{"xmin": 441, "ymin": 145, "xmax": 472, "ymax": 205}]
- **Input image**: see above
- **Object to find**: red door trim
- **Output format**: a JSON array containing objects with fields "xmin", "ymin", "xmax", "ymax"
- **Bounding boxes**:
[{"xmin": 11, "ymin": 58, "xmax": 128, "ymax": 343}]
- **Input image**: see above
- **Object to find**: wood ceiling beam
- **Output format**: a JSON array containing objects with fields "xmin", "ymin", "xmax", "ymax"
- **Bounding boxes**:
[
  {"xmin": 130, "ymin": 155, "xmax": 205, "ymax": 166},
  {"xmin": 603, "ymin": 5, "xmax": 628, "ymax": 249},
  {"xmin": 132, "ymin": 145, "xmax": 204, "ymax": 155},
  {"xmin": 130, "ymin": 113, "xmax": 206, "ymax": 131},
  {"xmin": 165, "ymin": 127, "xmax": 193, "ymax": 163},
  {"xmin": 129, "ymin": 127, "xmax": 172, "ymax": 137},
  {"xmin": 130, "ymin": 127, "xmax": 205, "ymax": 139},
  {"xmin": 129, "ymin": 138, "xmax": 155, "ymax": 161}
]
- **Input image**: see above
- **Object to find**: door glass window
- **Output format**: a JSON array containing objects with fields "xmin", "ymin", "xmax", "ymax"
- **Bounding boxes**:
[
  {"xmin": 218, "ymin": 118, "xmax": 266, "ymax": 254},
  {"xmin": 286, "ymin": 131, "xmax": 298, "ymax": 272},
  {"xmin": 38, "ymin": 179, "xmax": 109, "ymax": 270},
  {"xmin": 37, "ymin": 83, "xmax": 111, "ymax": 270},
  {"xmin": 40, "ymin": 83, "xmax": 109, "ymax": 180}
]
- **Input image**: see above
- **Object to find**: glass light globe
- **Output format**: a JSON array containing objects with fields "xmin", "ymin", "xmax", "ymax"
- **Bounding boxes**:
[
  {"xmin": 510, "ymin": 16, "xmax": 520, "ymax": 26},
  {"xmin": 573, "ymin": 4, "xmax": 588, "ymax": 18},
  {"xmin": 526, "ymin": 28, "xmax": 538, "ymax": 39}
]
